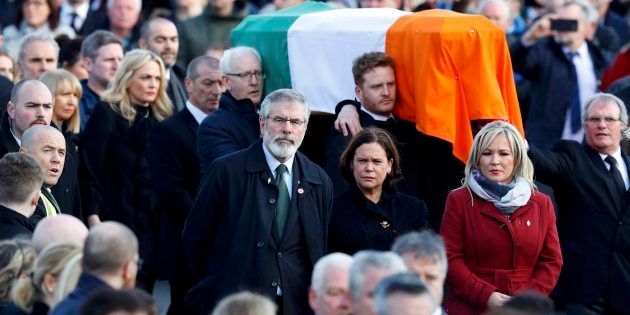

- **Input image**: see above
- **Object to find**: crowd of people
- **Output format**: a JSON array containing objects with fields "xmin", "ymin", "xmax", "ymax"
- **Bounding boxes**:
[{"xmin": 0, "ymin": 0, "xmax": 628, "ymax": 313}]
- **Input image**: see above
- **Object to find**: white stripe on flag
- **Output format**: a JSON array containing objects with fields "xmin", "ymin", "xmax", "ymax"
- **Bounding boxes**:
[{"xmin": 287, "ymin": 8, "xmax": 410, "ymax": 113}]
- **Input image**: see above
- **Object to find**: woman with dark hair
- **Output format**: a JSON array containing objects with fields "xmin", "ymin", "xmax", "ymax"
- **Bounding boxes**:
[
  {"xmin": 328, "ymin": 127, "xmax": 429, "ymax": 254},
  {"xmin": 1, "ymin": 0, "xmax": 74, "ymax": 57}
]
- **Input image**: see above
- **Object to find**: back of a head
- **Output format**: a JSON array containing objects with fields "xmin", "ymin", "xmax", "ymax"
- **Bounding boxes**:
[
  {"xmin": 391, "ymin": 231, "xmax": 447, "ymax": 273},
  {"xmin": 211, "ymin": 291, "xmax": 277, "ymax": 315},
  {"xmin": 82, "ymin": 222, "xmax": 138, "ymax": 276},
  {"xmin": 349, "ymin": 250, "xmax": 408, "ymax": 301},
  {"xmin": 33, "ymin": 214, "xmax": 88, "ymax": 254},
  {"xmin": 374, "ymin": 273, "xmax": 435, "ymax": 315},
  {"xmin": 501, "ymin": 291, "xmax": 554, "ymax": 315},
  {"xmin": 0, "ymin": 153, "xmax": 43, "ymax": 206},
  {"xmin": 79, "ymin": 288, "xmax": 156, "ymax": 315},
  {"xmin": 0, "ymin": 239, "xmax": 35, "ymax": 303},
  {"xmin": 311, "ymin": 252, "xmax": 353, "ymax": 292}
]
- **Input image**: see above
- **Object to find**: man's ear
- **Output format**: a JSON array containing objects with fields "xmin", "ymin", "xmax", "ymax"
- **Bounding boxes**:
[
  {"xmin": 354, "ymin": 85, "xmax": 362, "ymax": 103},
  {"xmin": 308, "ymin": 287, "xmax": 318, "ymax": 311},
  {"xmin": 31, "ymin": 190, "xmax": 40, "ymax": 207},
  {"xmin": 82, "ymin": 57, "xmax": 93, "ymax": 73},
  {"xmin": 18, "ymin": 147, "xmax": 27, "ymax": 154},
  {"xmin": 7, "ymin": 101, "xmax": 15, "ymax": 120},
  {"xmin": 222, "ymin": 75, "xmax": 230, "ymax": 90}
]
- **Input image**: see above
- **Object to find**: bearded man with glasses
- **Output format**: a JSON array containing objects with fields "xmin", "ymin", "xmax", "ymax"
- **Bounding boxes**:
[
  {"xmin": 527, "ymin": 93, "xmax": 630, "ymax": 313},
  {"xmin": 197, "ymin": 46, "xmax": 266, "ymax": 174}
]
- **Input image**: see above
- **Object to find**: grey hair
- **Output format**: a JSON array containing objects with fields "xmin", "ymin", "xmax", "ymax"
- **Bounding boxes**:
[
  {"xmin": 582, "ymin": 92, "xmax": 629, "ymax": 140},
  {"xmin": 18, "ymin": 34, "xmax": 59, "ymax": 65},
  {"xmin": 311, "ymin": 253, "xmax": 353, "ymax": 293},
  {"xmin": 476, "ymin": 0, "xmax": 511, "ymax": 19},
  {"xmin": 374, "ymin": 273, "xmax": 435, "ymax": 315},
  {"xmin": 259, "ymin": 89, "xmax": 311, "ymax": 123},
  {"xmin": 563, "ymin": 0, "xmax": 599, "ymax": 23},
  {"xmin": 82, "ymin": 222, "xmax": 138, "ymax": 276},
  {"xmin": 391, "ymin": 231, "xmax": 448, "ymax": 275},
  {"xmin": 106, "ymin": 0, "xmax": 142, "ymax": 11},
  {"xmin": 187, "ymin": 56, "xmax": 221, "ymax": 80},
  {"xmin": 81, "ymin": 30, "xmax": 123, "ymax": 61},
  {"xmin": 219, "ymin": 46, "xmax": 262, "ymax": 75},
  {"xmin": 349, "ymin": 251, "xmax": 408, "ymax": 301},
  {"xmin": 140, "ymin": 17, "xmax": 175, "ymax": 41}
]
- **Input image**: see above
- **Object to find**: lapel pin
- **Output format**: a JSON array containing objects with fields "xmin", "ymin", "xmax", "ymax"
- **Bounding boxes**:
[
  {"xmin": 297, "ymin": 188, "xmax": 304, "ymax": 194},
  {"xmin": 380, "ymin": 221, "xmax": 390, "ymax": 229},
  {"xmin": 526, "ymin": 220, "xmax": 531, "ymax": 227},
  {"xmin": 267, "ymin": 177, "xmax": 271, "ymax": 185}
]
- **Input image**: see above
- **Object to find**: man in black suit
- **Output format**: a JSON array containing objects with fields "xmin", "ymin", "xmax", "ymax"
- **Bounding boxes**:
[
  {"xmin": 146, "ymin": 55, "xmax": 224, "ymax": 315},
  {"xmin": 528, "ymin": 93, "xmax": 630, "ymax": 313},
  {"xmin": 183, "ymin": 89, "xmax": 333, "ymax": 314},
  {"xmin": 138, "ymin": 17, "xmax": 188, "ymax": 112},
  {"xmin": 0, "ymin": 80, "xmax": 82, "ymax": 221}
]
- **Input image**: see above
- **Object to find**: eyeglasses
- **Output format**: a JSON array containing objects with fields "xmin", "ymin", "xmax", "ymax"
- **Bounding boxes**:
[
  {"xmin": 267, "ymin": 116, "xmax": 306, "ymax": 127},
  {"xmin": 585, "ymin": 116, "xmax": 621, "ymax": 125},
  {"xmin": 225, "ymin": 70, "xmax": 265, "ymax": 80}
]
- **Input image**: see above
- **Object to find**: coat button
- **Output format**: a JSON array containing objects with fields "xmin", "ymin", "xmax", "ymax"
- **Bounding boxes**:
[
  {"xmin": 269, "ymin": 198, "xmax": 276, "ymax": 204},
  {"xmin": 277, "ymin": 252, "xmax": 283, "ymax": 258},
  {"xmin": 257, "ymin": 242, "xmax": 264, "ymax": 248},
  {"xmin": 271, "ymin": 281, "xmax": 278, "ymax": 287}
]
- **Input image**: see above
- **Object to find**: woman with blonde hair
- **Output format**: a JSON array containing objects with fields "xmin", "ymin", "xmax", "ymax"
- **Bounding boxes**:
[
  {"xmin": 11, "ymin": 242, "xmax": 82, "ymax": 315},
  {"xmin": 440, "ymin": 121, "xmax": 563, "ymax": 315},
  {"xmin": 80, "ymin": 49, "xmax": 173, "ymax": 284},
  {"xmin": 0, "ymin": 239, "xmax": 35, "ymax": 313},
  {"xmin": 40, "ymin": 69, "xmax": 82, "ymax": 153}
]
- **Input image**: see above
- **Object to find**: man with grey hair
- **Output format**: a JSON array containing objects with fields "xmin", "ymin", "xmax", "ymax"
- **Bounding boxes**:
[
  {"xmin": 51, "ymin": 221, "xmax": 140, "ymax": 315},
  {"xmin": 528, "ymin": 93, "xmax": 630, "ymax": 312},
  {"xmin": 82, "ymin": 0, "xmax": 141, "ymax": 51},
  {"xmin": 392, "ymin": 231, "xmax": 446, "ymax": 315},
  {"xmin": 511, "ymin": 0, "xmax": 607, "ymax": 149},
  {"xmin": 79, "ymin": 30, "xmax": 124, "ymax": 129},
  {"xmin": 197, "ymin": 46, "xmax": 265, "ymax": 173},
  {"xmin": 17, "ymin": 33, "xmax": 59, "ymax": 80},
  {"xmin": 0, "ymin": 153, "xmax": 42, "ymax": 240},
  {"xmin": 374, "ymin": 273, "xmax": 436, "ymax": 315},
  {"xmin": 477, "ymin": 0, "xmax": 511, "ymax": 32},
  {"xmin": 349, "ymin": 250, "xmax": 408, "ymax": 315},
  {"xmin": 309, "ymin": 253, "xmax": 354, "ymax": 315},
  {"xmin": 184, "ymin": 89, "xmax": 333, "ymax": 314}
]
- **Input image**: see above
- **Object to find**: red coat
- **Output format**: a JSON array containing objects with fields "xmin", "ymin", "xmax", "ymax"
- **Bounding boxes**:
[{"xmin": 439, "ymin": 187, "xmax": 562, "ymax": 315}]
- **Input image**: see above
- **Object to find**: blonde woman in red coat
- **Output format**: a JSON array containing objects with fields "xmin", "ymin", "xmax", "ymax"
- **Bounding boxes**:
[{"xmin": 439, "ymin": 121, "xmax": 562, "ymax": 315}]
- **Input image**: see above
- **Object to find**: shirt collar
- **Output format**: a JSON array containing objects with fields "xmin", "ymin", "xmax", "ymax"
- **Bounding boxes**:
[
  {"xmin": 9, "ymin": 122, "xmax": 21, "ymax": 146},
  {"xmin": 599, "ymin": 146, "xmax": 623, "ymax": 163},
  {"xmin": 360, "ymin": 105, "xmax": 393, "ymax": 122},
  {"xmin": 186, "ymin": 100, "xmax": 208, "ymax": 124},
  {"xmin": 61, "ymin": 1, "xmax": 89, "ymax": 18},
  {"xmin": 262, "ymin": 142, "xmax": 294, "ymax": 178},
  {"xmin": 562, "ymin": 42, "xmax": 588, "ymax": 57}
]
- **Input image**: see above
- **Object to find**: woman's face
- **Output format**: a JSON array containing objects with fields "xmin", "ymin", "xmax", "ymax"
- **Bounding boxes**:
[
  {"xmin": 22, "ymin": 0, "xmax": 50, "ymax": 28},
  {"xmin": 0, "ymin": 55, "xmax": 14, "ymax": 82},
  {"xmin": 478, "ymin": 134, "xmax": 515, "ymax": 185},
  {"xmin": 54, "ymin": 81, "xmax": 79, "ymax": 123},
  {"xmin": 352, "ymin": 142, "xmax": 392, "ymax": 196},
  {"xmin": 127, "ymin": 61, "xmax": 161, "ymax": 107}
]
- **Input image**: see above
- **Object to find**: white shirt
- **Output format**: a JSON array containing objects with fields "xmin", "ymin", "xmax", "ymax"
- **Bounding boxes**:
[
  {"xmin": 561, "ymin": 42, "xmax": 597, "ymax": 142},
  {"xmin": 599, "ymin": 147, "xmax": 629, "ymax": 189},
  {"xmin": 186, "ymin": 100, "xmax": 208, "ymax": 125},
  {"xmin": 262, "ymin": 143, "xmax": 294, "ymax": 199},
  {"xmin": 60, "ymin": 2, "xmax": 89, "ymax": 30},
  {"xmin": 360, "ymin": 105, "xmax": 394, "ymax": 122}
]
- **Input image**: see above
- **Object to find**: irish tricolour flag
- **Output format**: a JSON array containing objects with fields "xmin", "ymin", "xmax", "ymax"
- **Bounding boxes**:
[{"xmin": 232, "ymin": 2, "xmax": 523, "ymax": 163}]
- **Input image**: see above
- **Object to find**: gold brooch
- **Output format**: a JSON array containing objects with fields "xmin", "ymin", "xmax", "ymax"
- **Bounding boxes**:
[{"xmin": 380, "ymin": 221, "xmax": 390, "ymax": 229}]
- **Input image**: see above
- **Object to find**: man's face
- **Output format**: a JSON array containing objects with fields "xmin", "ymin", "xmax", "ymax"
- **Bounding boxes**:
[
  {"xmin": 554, "ymin": 4, "xmax": 588, "ymax": 49},
  {"xmin": 400, "ymin": 254, "xmax": 445, "ymax": 304},
  {"xmin": 359, "ymin": 0, "xmax": 400, "ymax": 8},
  {"xmin": 107, "ymin": 0, "xmax": 140, "ymax": 33},
  {"xmin": 386, "ymin": 293, "xmax": 435, "ymax": 315},
  {"xmin": 584, "ymin": 100, "xmax": 623, "ymax": 156},
  {"xmin": 7, "ymin": 82, "xmax": 53, "ymax": 139},
  {"xmin": 140, "ymin": 21, "xmax": 179, "ymax": 68},
  {"xmin": 19, "ymin": 40, "xmax": 58, "ymax": 80},
  {"xmin": 355, "ymin": 66, "xmax": 396, "ymax": 116},
  {"xmin": 224, "ymin": 53, "xmax": 263, "ymax": 105},
  {"xmin": 21, "ymin": 130, "xmax": 66, "ymax": 187},
  {"xmin": 352, "ymin": 268, "xmax": 395, "ymax": 315},
  {"xmin": 260, "ymin": 101, "xmax": 307, "ymax": 162},
  {"xmin": 186, "ymin": 65, "xmax": 225, "ymax": 114},
  {"xmin": 85, "ymin": 43, "xmax": 124, "ymax": 90},
  {"xmin": 309, "ymin": 265, "xmax": 352, "ymax": 315},
  {"xmin": 482, "ymin": 2, "xmax": 510, "ymax": 31}
]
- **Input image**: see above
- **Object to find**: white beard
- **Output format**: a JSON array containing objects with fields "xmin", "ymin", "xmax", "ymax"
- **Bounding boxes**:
[{"xmin": 263, "ymin": 131, "xmax": 302, "ymax": 159}]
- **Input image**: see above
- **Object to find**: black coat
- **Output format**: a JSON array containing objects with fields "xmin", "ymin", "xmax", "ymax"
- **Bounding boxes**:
[
  {"xmin": 529, "ymin": 141, "xmax": 630, "ymax": 312},
  {"xmin": 166, "ymin": 65, "xmax": 187, "ymax": 112},
  {"xmin": 197, "ymin": 91, "xmax": 260, "ymax": 174},
  {"xmin": 328, "ymin": 186, "xmax": 429, "ymax": 255},
  {"xmin": 0, "ymin": 204, "xmax": 34, "ymax": 241},
  {"xmin": 510, "ymin": 38, "xmax": 608, "ymax": 149},
  {"xmin": 183, "ymin": 139, "xmax": 333, "ymax": 314},
  {"xmin": 0, "ymin": 112, "xmax": 82, "ymax": 221},
  {"xmin": 146, "ymin": 107, "xmax": 200, "ymax": 280}
]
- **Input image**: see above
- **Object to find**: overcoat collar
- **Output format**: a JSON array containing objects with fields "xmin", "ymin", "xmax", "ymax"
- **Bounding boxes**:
[{"xmin": 245, "ymin": 139, "xmax": 322, "ymax": 185}]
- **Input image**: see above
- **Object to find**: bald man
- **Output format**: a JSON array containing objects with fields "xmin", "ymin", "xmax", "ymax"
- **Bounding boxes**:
[{"xmin": 33, "ymin": 214, "xmax": 89, "ymax": 254}]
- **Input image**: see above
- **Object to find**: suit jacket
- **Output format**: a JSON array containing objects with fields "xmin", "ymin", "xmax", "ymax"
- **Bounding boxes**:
[
  {"xmin": 197, "ymin": 91, "xmax": 260, "ymax": 174},
  {"xmin": 529, "ymin": 141, "xmax": 630, "ymax": 312},
  {"xmin": 50, "ymin": 272, "xmax": 112, "ymax": 315},
  {"xmin": 183, "ymin": 139, "xmax": 333, "ymax": 314},
  {"xmin": 166, "ymin": 65, "xmax": 187, "ymax": 112},
  {"xmin": 0, "ymin": 112, "xmax": 82, "ymax": 221},
  {"xmin": 440, "ymin": 188, "xmax": 562, "ymax": 315},
  {"xmin": 510, "ymin": 38, "xmax": 608, "ymax": 149},
  {"xmin": 146, "ymin": 106, "xmax": 200, "ymax": 280}
]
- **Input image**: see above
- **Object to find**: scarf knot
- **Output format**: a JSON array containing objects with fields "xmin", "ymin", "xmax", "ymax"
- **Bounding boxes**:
[{"xmin": 469, "ymin": 169, "xmax": 531, "ymax": 215}]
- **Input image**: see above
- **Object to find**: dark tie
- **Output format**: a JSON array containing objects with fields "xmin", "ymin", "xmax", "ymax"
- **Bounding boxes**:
[
  {"xmin": 275, "ymin": 164, "xmax": 290, "ymax": 238},
  {"xmin": 567, "ymin": 51, "xmax": 581, "ymax": 133},
  {"xmin": 605, "ymin": 155, "xmax": 626, "ymax": 195},
  {"xmin": 69, "ymin": 12, "xmax": 79, "ymax": 32}
]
